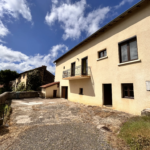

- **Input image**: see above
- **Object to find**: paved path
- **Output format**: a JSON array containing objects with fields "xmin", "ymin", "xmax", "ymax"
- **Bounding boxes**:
[{"xmin": 0, "ymin": 98, "xmax": 131, "ymax": 150}]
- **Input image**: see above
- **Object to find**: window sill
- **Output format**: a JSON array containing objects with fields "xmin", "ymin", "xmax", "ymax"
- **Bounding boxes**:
[
  {"xmin": 79, "ymin": 94, "xmax": 83, "ymax": 95},
  {"xmin": 97, "ymin": 56, "xmax": 108, "ymax": 61},
  {"xmin": 118, "ymin": 59, "xmax": 141, "ymax": 66}
]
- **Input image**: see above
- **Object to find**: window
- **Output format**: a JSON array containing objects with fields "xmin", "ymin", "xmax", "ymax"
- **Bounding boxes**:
[
  {"xmin": 119, "ymin": 37, "xmax": 138, "ymax": 63},
  {"xmin": 23, "ymin": 74, "xmax": 25, "ymax": 79},
  {"xmin": 63, "ymin": 66, "xmax": 65, "ymax": 69},
  {"xmin": 122, "ymin": 84, "xmax": 134, "ymax": 99},
  {"xmin": 79, "ymin": 88, "xmax": 83, "ymax": 95},
  {"xmin": 98, "ymin": 49, "xmax": 107, "ymax": 58}
]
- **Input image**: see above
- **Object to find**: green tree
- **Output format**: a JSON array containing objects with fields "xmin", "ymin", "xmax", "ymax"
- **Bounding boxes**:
[
  {"xmin": 0, "ymin": 70, "xmax": 19, "ymax": 92},
  {"xmin": 26, "ymin": 70, "xmax": 42, "ymax": 91}
]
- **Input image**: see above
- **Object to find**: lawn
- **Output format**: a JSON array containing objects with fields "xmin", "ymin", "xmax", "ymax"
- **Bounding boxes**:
[{"xmin": 119, "ymin": 116, "xmax": 150, "ymax": 150}]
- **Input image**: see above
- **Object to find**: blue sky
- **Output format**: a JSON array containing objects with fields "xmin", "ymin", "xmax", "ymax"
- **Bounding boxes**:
[{"xmin": 0, "ymin": 0, "xmax": 140, "ymax": 74}]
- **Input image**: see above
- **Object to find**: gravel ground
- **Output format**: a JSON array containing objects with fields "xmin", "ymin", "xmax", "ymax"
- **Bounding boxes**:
[
  {"xmin": 0, "ymin": 98, "xmax": 132, "ymax": 150},
  {"xmin": 8, "ymin": 123, "xmax": 113, "ymax": 150}
]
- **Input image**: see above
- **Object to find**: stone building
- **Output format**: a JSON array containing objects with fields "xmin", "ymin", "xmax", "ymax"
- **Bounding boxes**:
[{"xmin": 14, "ymin": 66, "xmax": 54, "ymax": 90}]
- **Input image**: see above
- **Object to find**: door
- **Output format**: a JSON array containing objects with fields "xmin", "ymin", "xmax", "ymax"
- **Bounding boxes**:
[
  {"xmin": 103, "ymin": 84, "xmax": 112, "ymax": 106},
  {"xmin": 62, "ymin": 87, "xmax": 68, "ymax": 99},
  {"xmin": 53, "ymin": 90, "xmax": 57, "ymax": 98},
  {"xmin": 71, "ymin": 62, "xmax": 75, "ymax": 76},
  {"xmin": 82, "ymin": 57, "xmax": 88, "ymax": 75}
]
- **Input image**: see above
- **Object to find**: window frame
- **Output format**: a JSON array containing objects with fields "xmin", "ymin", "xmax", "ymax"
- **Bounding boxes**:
[
  {"xmin": 98, "ymin": 49, "xmax": 107, "ymax": 59},
  {"xmin": 119, "ymin": 36, "xmax": 138, "ymax": 63},
  {"xmin": 122, "ymin": 84, "xmax": 134, "ymax": 99},
  {"xmin": 79, "ymin": 88, "xmax": 83, "ymax": 95}
]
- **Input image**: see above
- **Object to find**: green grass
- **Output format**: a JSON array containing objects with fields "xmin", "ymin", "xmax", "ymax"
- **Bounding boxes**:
[{"xmin": 119, "ymin": 116, "xmax": 150, "ymax": 150}]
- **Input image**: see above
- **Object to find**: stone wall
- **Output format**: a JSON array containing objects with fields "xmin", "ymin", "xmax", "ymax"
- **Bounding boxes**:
[{"xmin": 0, "ymin": 92, "xmax": 39, "ymax": 104}]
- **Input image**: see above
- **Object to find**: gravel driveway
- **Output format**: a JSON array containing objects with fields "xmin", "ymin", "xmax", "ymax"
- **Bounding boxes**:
[{"xmin": 0, "ymin": 98, "xmax": 132, "ymax": 150}]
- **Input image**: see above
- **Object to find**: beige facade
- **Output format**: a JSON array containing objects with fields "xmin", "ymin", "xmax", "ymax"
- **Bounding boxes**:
[{"xmin": 54, "ymin": 1, "xmax": 150, "ymax": 115}]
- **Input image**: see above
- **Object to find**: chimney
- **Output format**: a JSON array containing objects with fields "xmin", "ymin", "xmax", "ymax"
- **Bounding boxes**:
[{"xmin": 42, "ymin": 65, "xmax": 47, "ymax": 70}]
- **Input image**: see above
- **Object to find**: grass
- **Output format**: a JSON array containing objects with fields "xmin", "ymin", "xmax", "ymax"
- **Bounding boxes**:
[
  {"xmin": 0, "ymin": 104, "xmax": 12, "ymax": 125},
  {"xmin": 119, "ymin": 116, "xmax": 150, "ymax": 150}
]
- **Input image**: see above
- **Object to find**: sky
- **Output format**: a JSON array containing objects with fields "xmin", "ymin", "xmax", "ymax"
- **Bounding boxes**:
[{"xmin": 0, "ymin": 0, "xmax": 141, "ymax": 74}]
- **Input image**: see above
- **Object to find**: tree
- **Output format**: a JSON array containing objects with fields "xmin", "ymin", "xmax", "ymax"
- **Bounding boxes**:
[
  {"xmin": 0, "ymin": 70, "xmax": 19, "ymax": 91},
  {"xmin": 26, "ymin": 70, "xmax": 42, "ymax": 91}
]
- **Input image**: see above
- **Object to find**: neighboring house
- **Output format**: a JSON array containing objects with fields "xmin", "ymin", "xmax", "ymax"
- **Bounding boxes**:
[
  {"xmin": 14, "ymin": 66, "xmax": 55, "ymax": 90},
  {"xmin": 53, "ymin": 0, "xmax": 150, "ymax": 115},
  {"xmin": 40, "ymin": 82, "xmax": 60, "ymax": 98}
]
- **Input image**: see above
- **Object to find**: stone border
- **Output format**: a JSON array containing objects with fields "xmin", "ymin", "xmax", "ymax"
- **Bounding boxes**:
[{"xmin": 0, "ymin": 92, "xmax": 39, "ymax": 104}]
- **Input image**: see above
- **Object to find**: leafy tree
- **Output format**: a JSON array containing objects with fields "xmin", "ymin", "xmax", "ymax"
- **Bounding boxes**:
[
  {"xmin": 26, "ymin": 70, "xmax": 42, "ymax": 91},
  {"xmin": 0, "ymin": 70, "xmax": 19, "ymax": 91}
]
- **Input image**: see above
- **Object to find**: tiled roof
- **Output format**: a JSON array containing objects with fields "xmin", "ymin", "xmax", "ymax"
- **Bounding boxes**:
[
  {"xmin": 0, "ymin": 85, "xmax": 4, "ymax": 88},
  {"xmin": 40, "ymin": 82, "xmax": 60, "ymax": 88}
]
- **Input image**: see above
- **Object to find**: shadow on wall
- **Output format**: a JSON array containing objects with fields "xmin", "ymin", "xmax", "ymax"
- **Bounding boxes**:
[{"xmin": 69, "ymin": 78, "xmax": 95, "ymax": 97}]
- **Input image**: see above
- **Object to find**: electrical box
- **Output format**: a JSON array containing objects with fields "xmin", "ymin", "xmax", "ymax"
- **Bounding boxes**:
[{"xmin": 146, "ymin": 81, "xmax": 150, "ymax": 91}]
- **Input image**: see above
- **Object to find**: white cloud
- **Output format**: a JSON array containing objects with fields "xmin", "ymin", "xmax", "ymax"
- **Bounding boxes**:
[
  {"xmin": 115, "ymin": 0, "xmax": 134, "ymax": 9},
  {"xmin": 0, "ymin": 0, "xmax": 32, "ymax": 42},
  {"xmin": 0, "ymin": 21, "xmax": 9, "ymax": 38},
  {"xmin": 0, "ymin": 0, "xmax": 32, "ymax": 21},
  {"xmin": 0, "ymin": 44, "xmax": 68, "ymax": 74},
  {"xmin": 45, "ymin": 0, "xmax": 110, "ymax": 40}
]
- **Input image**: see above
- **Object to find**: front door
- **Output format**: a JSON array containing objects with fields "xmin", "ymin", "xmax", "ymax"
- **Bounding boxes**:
[
  {"xmin": 103, "ymin": 84, "xmax": 112, "ymax": 106},
  {"xmin": 62, "ymin": 87, "xmax": 68, "ymax": 99},
  {"xmin": 82, "ymin": 57, "xmax": 88, "ymax": 75},
  {"xmin": 71, "ymin": 62, "xmax": 75, "ymax": 76},
  {"xmin": 53, "ymin": 90, "xmax": 57, "ymax": 98}
]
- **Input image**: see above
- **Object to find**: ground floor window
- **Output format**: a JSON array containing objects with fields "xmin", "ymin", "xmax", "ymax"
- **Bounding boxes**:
[
  {"xmin": 122, "ymin": 84, "xmax": 134, "ymax": 99},
  {"xmin": 79, "ymin": 88, "xmax": 83, "ymax": 95}
]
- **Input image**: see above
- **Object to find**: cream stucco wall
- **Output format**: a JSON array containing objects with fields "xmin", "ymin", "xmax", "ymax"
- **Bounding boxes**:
[
  {"xmin": 43, "ymin": 84, "xmax": 60, "ymax": 98},
  {"xmin": 55, "ymin": 2, "xmax": 150, "ymax": 115}
]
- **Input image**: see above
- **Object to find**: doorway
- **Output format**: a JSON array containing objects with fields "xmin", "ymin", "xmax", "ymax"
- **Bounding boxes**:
[
  {"xmin": 62, "ymin": 86, "xmax": 68, "ymax": 99},
  {"xmin": 103, "ymin": 84, "xmax": 112, "ymax": 106},
  {"xmin": 71, "ymin": 62, "xmax": 75, "ymax": 76},
  {"xmin": 53, "ymin": 90, "xmax": 57, "ymax": 98},
  {"xmin": 82, "ymin": 57, "xmax": 88, "ymax": 75}
]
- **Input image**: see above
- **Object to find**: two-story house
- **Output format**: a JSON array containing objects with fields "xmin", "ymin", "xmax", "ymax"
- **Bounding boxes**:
[
  {"xmin": 14, "ymin": 66, "xmax": 55, "ymax": 90},
  {"xmin": 53, "ymin": 0, "xmax": 150, "ymax": 115}
]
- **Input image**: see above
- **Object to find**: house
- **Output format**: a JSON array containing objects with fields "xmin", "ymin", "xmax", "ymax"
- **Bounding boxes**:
[
  {"xmin": 14, "ymin": 66, "xmax": 55, "ymax": 90},
  {"xmin": 40, "ymin": 82, "xmax": 60, "ymax": 98},
  {"xmin": 53, "ymin": 0, "xmax": 150, "ymax": 115}
]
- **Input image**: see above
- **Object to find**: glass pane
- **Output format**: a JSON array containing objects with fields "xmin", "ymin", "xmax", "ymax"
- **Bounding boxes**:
[
  {"xmin": 129, "ymin": 85, "xmax": 133, "ymax": 91},
  {"xmin": 104, "ymin": 50, "xmax": 107, "ymax": 56},
  {"xmin": 130, "ymin": 41, "xmax": 138, "ymax": 60},
  {"xmin": 124, "ymin": 91, "xmax": 128, "ymax": 97},
  {"xmin": 124, "ymin": 86, "xmax": 128, "ymax": 90},
  {"xmin": 121, "ymin": 44, "xmax": 128, "ymax": 62},
  {"xmin": 130, "ymin": 91, "xmax": 134, "ymax": 97},
  {"xmin": 100, "ymin": 52, "xmax": 103, "ymax": 57}
]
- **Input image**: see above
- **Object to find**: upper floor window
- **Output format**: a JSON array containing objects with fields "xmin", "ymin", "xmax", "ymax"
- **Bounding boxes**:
[
  {"xmin": 23, "ymin": 74, "xmax": 25, "ymax": 79},
  {"xmin": 98, "ymin": 49, "xmax": 107, "ymax": 58},
  {"xmin": 119, "ymin": 37, "xmax": 138, "ymax": 63}
]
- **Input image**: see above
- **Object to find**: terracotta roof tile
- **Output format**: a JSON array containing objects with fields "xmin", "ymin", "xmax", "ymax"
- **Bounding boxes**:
[{"xmin": 40, "ymin": 82, "xmax": 60, "ymax": 88}]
